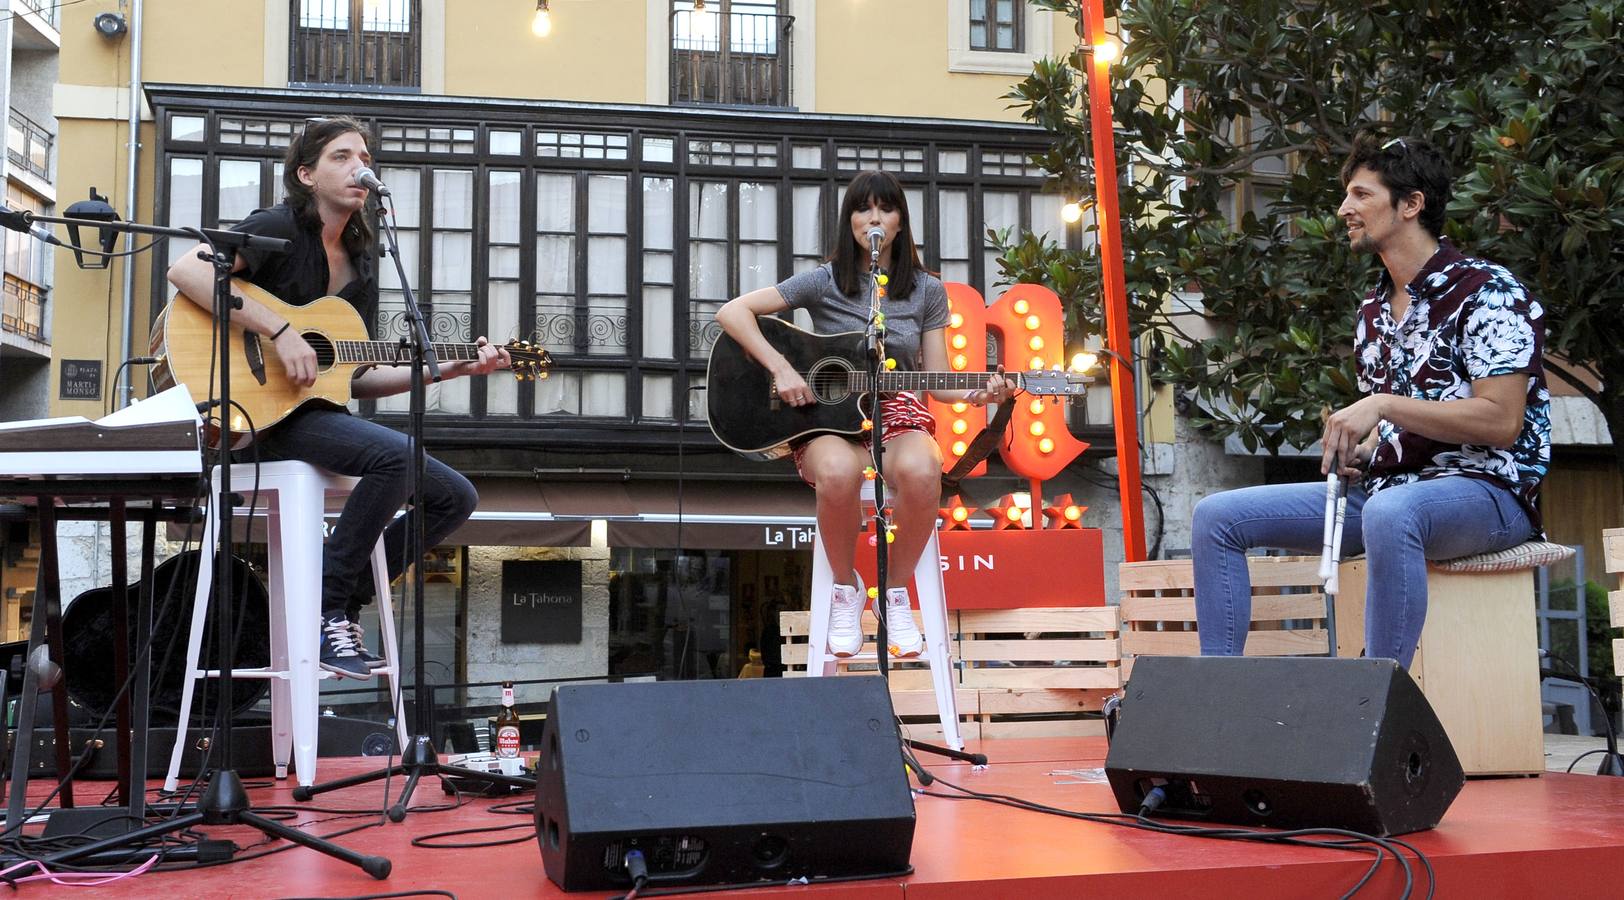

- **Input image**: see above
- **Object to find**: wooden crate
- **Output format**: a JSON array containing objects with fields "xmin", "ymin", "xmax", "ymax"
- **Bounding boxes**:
[
  {"xmin": 1335, "ymin": 559, "xmax": 1543, "ymax": 776},
  {"xmin": 780, "ymin": 606, "xmax": 1121, "ymax": 740},
  {"xmin": 1607, "ymin": 528, "xmax": 1624, "ymax": 705},
  {"xmin": 1118, "ymin": 556, "xmax": 1333, "ymax": 678}
]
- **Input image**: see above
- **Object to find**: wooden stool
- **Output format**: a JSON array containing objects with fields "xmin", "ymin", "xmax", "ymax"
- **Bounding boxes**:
[
  {"xmin": 1335, "ymin": 540, "xmax": 1575, "ymax": 776},
  {"xmin": 807, "ymin": 483, "xmax": 961, "ymax": 750}
]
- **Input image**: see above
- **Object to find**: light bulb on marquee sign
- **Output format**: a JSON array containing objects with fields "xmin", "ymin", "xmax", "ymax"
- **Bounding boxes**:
[{"xmin": 929, "ymin": 282, "xmax": 1089, "ymax": 481}]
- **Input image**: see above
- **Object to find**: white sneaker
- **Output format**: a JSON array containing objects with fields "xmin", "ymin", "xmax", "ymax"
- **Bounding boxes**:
[
  {"xmin": 883, "ymin": 588, "xmax": 924, "ymax": 658},
  {"xmin": 827, "ymin": 584, "xmax": 864, "ymax": 657}
]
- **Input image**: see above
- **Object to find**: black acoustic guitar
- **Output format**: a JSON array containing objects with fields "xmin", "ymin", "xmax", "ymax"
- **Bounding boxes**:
[{"xmin": 706, "ymin": 316, "xmax": 1090, "ymax": 460}]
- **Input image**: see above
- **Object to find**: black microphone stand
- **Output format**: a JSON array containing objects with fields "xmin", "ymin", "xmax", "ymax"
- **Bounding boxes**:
[
  {"xmin": 290, "ymin": 193, "xmax": 533, "ymax": 819},
  {"xmin": 26, "ymin": 211, "xmax": 391, "ymax": 878},
  {"xmin": 859, "ymin": 236, "xmax": 986, "ymax": 780}
]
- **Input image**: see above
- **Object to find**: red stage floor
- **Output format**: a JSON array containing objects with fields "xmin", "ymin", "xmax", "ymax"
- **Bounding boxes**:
[{"xmin": 14, "ymin": 737, "xmax": 1624, "ymax": 898}]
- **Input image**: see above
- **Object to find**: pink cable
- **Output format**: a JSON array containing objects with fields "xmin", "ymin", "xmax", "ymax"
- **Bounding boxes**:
[{"xmin": 0, "ymin": 853, "xmax": 159, "ymax": 886}]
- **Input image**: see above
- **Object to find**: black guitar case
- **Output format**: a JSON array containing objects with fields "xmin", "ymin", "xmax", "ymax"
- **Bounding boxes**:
[{"xmin": 62, "ymin": 549, "xmax": 271, "ymax": 723}]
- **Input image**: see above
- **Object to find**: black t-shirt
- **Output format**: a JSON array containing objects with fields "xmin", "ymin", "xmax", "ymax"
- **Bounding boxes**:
[{"xmin": 232, "ymin": 203, "xmax": 377, "ymax": 322}]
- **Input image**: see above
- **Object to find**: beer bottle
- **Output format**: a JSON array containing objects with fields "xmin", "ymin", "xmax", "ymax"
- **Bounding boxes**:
[{"xmin": 496, "ymin": 681, "xmax": 521, "ymax": 759}]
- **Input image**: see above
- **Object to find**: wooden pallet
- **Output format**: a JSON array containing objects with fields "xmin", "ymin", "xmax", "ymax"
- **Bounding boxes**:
[
  {"xmin": 1118, "ymin": 556, "xmax": 1333, "ymax": 678},
  {"xmin": 781, "ymin": 606, "xmax": 1121, "ymax": 740}
]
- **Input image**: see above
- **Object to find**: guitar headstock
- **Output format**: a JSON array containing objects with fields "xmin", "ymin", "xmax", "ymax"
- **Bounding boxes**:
[
  {"xmin": 505, "ymin": 339, "xmax": 553, "ymax": 381},
  {"xmin": 1018, "ymin": 370, "xmax": 1092, "ymax": 396}
]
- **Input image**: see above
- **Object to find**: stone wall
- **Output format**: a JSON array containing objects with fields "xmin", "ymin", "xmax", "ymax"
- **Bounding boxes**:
[{"xmin": 462, "ymin": 523, "xmax": 612, "ymax": 704}]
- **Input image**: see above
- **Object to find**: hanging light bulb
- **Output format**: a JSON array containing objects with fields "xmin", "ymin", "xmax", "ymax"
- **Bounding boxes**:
[
  {"xmin": 1093, "ymin": 39, "xmax": 1121, "ymax": 64},
  {"xmin": 1061, "ymin": 201, "xmax": 1084, "ymax": 224},
  {"xmin": 693, "ymin": 0, "xmax": 707, "ymax": 10},
  {"xmin": 532, "ymin": 0, "xmax": 552, "ymax": 37}
]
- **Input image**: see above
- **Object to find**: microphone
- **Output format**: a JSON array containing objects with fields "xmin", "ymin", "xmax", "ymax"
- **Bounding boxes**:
[
  {"xmin": 0, "ymin": 203, "xmax": 62, "ymax": 246},
  {"xmin": 352, "ymin": 166, "xmax": 391, "ymax": 197},
  {"xmin": 866, "ymin": 226, "xmax": 885, "ymax": 257}
]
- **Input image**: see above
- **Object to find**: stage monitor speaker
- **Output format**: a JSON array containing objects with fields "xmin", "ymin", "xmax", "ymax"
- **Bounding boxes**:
[
  {"xmin": 534, "ymin": 676, "xmax": 915, "ymax": 892},
  {"xmin": 1105, "ymin": 656, "xmax": 1464, "ymax": 836}
]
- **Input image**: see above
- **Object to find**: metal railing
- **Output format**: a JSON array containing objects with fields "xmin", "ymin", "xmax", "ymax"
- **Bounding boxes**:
[
  {"xmin": 670, "ymin": 9, "xmax": 793, "ymax": 107},
  {"xmin": 288, "ymin": 0, "xmax": 421, "ymax": 91},
  {"xmin": 7, "ymin": 110, "xmax": 52, "ymax": 183},
  {"xmin": 2, "ymin": 275, "xmax": 45, "ymax": 341},
  {"xmin": 16, "ymin": 0, "xmax": 59, "ymax": 29}
]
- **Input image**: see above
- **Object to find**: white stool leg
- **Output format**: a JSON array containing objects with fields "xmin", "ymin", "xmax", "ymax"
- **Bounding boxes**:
[
  {"xmin": 264, "ymin": 483, "xmax": 293, "ymax": 780},
  {"xmin": 807, "ymin": 531, "xmax": 836, "ymax": 678},
  {"xmin": 278, "ymin": 474, "xmax": 326, "ymax": 788},
  {"xmin": 914, "ymin": 532, "xmax": 962, "ymax": 751},
  {"xmin": 370, "ymin": 538, "xmax": 408, "ymax": 753},
  {"xmin": 163, "ymin": 481, "xmax": 222, "ymax": 793}
]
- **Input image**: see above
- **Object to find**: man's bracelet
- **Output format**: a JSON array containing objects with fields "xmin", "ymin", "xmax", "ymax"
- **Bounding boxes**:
[{"xmin": 270, "ymin": 322, "xmax": 291, "ymax": 340}]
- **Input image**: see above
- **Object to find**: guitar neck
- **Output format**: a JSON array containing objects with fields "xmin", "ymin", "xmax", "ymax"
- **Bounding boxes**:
[
  {"xmin": 333, "ymin": 340, "xmax": 486, "ymax": 365},
  {"xmin": 872, "ymin": 371, "xmax": 1023, "ymax": 392}
]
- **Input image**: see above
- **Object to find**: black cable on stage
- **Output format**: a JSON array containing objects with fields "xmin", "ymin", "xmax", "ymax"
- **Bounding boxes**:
[
  {"xmin": 409, "ymin": 821, "xmax": 533, "ymax": 849},
  {"xmin": 1567, "ymin": 748, "xmax": 1613, "ymax": 774},
  {"xmin": 917, "ymin": 771, "xmax": 1434, "ymax": 900}
]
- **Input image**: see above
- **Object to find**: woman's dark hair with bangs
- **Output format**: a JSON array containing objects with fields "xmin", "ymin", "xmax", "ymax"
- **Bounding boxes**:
[
  {"xmin": 1339, "ymin": 133, "xmax": 1452, "ymax": 239},
  {"xmin": 282, "ymin": 116, "xmax": 376, "ymax": 258},
  {"xmin": 829, "ymin": 170, "xmax": 926, "ymax": 299}
]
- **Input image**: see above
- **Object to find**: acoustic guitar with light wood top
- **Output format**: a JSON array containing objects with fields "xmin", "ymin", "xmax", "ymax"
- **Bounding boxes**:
[{"xmin": 150, "ymin": 279, "xmax": 550, "ymax": 446}]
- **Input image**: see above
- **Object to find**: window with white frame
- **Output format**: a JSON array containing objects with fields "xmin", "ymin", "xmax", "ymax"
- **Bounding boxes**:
[{"xmin": 947, "ymin": 0, "xmax": 1052, "ymax": 75}]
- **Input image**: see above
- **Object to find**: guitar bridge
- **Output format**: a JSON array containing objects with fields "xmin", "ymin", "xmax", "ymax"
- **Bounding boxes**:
[
  {"xmin": 768, "ymin": 376, "xmax": 781, "ymax": 410},
  {"xmin": 243, "ymin": 332, "xmax": 268, "ymax": 385}
]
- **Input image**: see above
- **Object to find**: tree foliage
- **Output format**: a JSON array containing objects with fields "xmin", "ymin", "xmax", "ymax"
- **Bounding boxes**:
[{"xmin": 999, "ymin": 0, "xmax": 1624, "ymax": 458}]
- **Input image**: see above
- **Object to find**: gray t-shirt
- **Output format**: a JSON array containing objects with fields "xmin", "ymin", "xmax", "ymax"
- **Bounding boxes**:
[{"xmin": 775, "ymin": 263, "xmax": 950, "ymax": 371}]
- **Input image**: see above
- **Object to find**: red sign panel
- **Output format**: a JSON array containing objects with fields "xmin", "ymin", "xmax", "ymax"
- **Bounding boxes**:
[{"xmin": 853, "ymin": 528, "xmax": 1106, "ymax": 609}]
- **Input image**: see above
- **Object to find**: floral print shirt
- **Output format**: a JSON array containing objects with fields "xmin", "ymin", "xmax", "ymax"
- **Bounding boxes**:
[{"xmin": 1354, "ymin": 240, "xmax": 1550, "ymax": 533}]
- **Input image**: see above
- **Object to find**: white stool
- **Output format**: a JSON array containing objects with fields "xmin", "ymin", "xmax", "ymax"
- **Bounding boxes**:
[
  {"xmin": 164, "ymin": 461, "xmax": 408, "ymax": 791},
  {"xmin": 807, "ymin": 483, "xmax": 962, "ymax": 750}
]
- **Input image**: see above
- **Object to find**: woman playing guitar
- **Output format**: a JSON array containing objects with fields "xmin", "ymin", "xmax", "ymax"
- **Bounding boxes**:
[{"xmin": 716, "ymin": 171, "xmax": 1011, "ymax": 660}]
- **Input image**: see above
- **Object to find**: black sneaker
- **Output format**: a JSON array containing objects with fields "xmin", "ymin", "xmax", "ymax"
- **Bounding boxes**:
[
  {"xmin": 348, "ymin": 620, "xmax": 388, "ymax": 669},
  {"xmin": 319, "ymin": 615, "xmax": 375, "ymax": 680}
]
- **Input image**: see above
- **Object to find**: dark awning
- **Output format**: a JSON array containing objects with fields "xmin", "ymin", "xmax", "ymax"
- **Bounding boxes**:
[
  {"xmin": 177, "ymin": 478, "xmax": 816, "ymax": 550},
  {"xmin": 607, "ymin": 481, "xmax": 817, "ymax": 550}
]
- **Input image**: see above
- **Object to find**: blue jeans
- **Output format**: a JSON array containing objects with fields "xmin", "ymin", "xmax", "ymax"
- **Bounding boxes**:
[
  {"xmin": 1190, "ymin": 475, "xmax": 1533, "ymax": 668},
  {"xmin": 249, "ymin": 407, "xmax": 477, "ymax": 618}
]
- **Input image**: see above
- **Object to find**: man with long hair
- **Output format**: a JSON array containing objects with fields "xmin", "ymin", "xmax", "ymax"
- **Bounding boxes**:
[
  {"xmin": 167, "ymin": 117, "xmax": 508, "ymax": 678},
  {"xmin": 1191, "ymin": 135, "xmax": 1550, "ymax": 668}
]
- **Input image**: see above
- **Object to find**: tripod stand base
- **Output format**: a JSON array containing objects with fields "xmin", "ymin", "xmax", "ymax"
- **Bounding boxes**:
[
  {"xmin": 291, "ymin": 735, "xmax": 535, "ymax": 822},
  {"xmin": 44, "ymin": 769, "xmax": 391, "ymax": 879}
]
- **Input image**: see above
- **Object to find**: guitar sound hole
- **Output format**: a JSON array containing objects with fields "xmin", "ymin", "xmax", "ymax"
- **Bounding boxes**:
[
  {"xmin": 807, "ymin": 359, "xmax": 853, "ymax": 404},
  {"xmin": 304, "ymin": 333, "xmax": 337, "ymax": 369}
]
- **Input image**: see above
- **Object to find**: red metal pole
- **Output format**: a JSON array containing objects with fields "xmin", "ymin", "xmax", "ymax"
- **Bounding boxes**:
[{"xmin": 1081, "ymin": 0, "xmax": 1147, "ymax": 561}]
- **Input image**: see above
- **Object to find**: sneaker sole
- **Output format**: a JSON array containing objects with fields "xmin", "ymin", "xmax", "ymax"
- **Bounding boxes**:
[
  {"xmin": 320, "ymin": 661, "xmax": 378, "ymax": 680},
  {"xmin": 888, "ymin": 643, "xmax": 924, "ymax": 658}
]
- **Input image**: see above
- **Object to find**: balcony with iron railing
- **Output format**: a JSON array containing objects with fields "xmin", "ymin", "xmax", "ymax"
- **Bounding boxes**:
[
  {"xmin": 7, "ymin": 110, "xmax": 53, "ymax": 184},
  {"xmin": 670, "ymin": 9, "xmax": 794, "ymax": 108},
  {"xmin": 2, "ymin": 275, "xmax": 45, "ymax": 342},
  {"xmin": 288, "ymin": 0, "xmax": 421, "ymax": 91}
]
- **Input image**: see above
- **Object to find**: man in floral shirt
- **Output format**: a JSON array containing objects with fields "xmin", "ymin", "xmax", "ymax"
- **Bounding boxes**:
[{"xmin": 1191, "ymin": 134, "xmax": 1549, "ymax": 669}]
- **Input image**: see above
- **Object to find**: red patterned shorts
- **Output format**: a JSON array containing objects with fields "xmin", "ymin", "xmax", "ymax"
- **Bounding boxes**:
[{"xmin": 791, "ymin": 392, "xmax": 937, "ymax": 486}]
